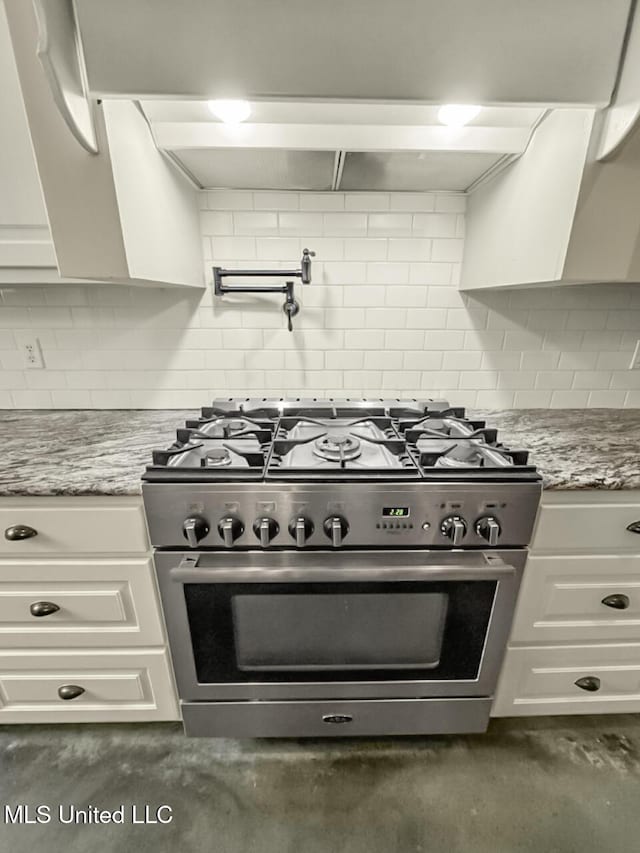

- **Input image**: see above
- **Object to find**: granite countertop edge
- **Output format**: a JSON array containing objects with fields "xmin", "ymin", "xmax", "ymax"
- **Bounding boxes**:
[{"xmin": 0, "ymin": 408, "xmax": 638, "ymax": 497}]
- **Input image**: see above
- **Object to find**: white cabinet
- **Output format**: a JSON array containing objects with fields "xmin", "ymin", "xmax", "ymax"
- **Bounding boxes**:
[
  {"xmin": 0, "ymin": 558, "xmax": 165, "ymax": 647},
  {"xmin": 0, "ymin": 2, "xmax": 57, "ymax": 280},
  {"xmin": 0, "ymin": 496, "xmax": 178, "ymax": 723},
  {"xmin": 0, "ymin": 648, "xmax": 177, "ymax": 723},
  {"xmin": 2, "ymin": 1, "xmax": 203, "ymax": 289},
  {"xmin": 509, "ymin": 554, "xmax": 640, "ymax": 644},
  {"xmin": 0, "ymin": 496, "xmax": 149, "ymax": 556},
  {"xmin": 493, "ymin": 644, "xmax": 640, "ymax": 716},
  {"xmin": 493, "ymin": 490, "xmax": 640, "ymax": 717}
]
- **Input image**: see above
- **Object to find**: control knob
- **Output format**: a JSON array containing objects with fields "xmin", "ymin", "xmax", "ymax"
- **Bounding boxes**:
[
  {"xmin": 288, "ymin": 516, "xmax": 314, "ymax": 547},
  {"xmin": 217, "ymin": 516, "xmax": 244, "ymax": 548},
  {"xmin": 253, "ymin": 517, "xmax": 279, "ymax": 547},
  {"xmin": 182, "ymin": 515, "xmax": 210, "ymax": 548},
  {"xmin": 440, "ymin": 515, "xmax": 467, "ymax": 546},
  {"xmin": 323, "ymin": 515, "xmax": 349, "ymax": 548},
  {"xmin": 475, "ymin": 516, "xmax": 501, "ymax": 546}
]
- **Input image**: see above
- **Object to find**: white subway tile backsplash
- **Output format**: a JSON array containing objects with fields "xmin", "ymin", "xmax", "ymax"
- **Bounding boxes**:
[
  {"xmin": 345, "ymin": 193, "xmax": 390, "ymax": 211},
  {"xmin": 364, "ymin": 350, "xmax": 402, "ymax": 370},
  {"xmin": 253, "ymin": 192, "xmax": 299, "ymax": 210},
  {"xmin": 11, "ymin": 389, "xmax": 53, "ymax": 407},
  {"xmin": 385, "ymin": 330, "xmax": 425, "ymax": 349},
  {"xmin": 550, "ymin": 389, "xmax": 589, "ymax": 407},
  {"xmin": 2, "ymin": 188, "xmax": 638, "ymax": 409},
  {"xmin": 607, "ymin": 310, "xmax": 640, "ymax": 330},
  {"xmin": 385, "ymin": 286, "xmax": 427, "ymax": 307},
  {"xmin": 325, "ymin": 308, "xmax": 366, "ymax": 328},
  {"xmin": 367, "ymin": 263, "xmax": 410, "ymax": 284},
  {"xmin": 435, "ymin": 194, "xmax": 467, "ymax": 213},
  {"xmin": 344, "ymin": 239, "xmax": 387, "ymax": 261},
  {"xmin": 387, "ymin": 239, "xmax": 431, "ymax": 262},
  {"xmin": 365, "ymin": 308, "xmax": 407, "ymax": 328},
  {"xmin": 367, "ymin": 214, "xmax": 413, "ymax": 236},
  {"xmin": 557, "ymin": 351, "xmax": 599, "ymax": 370},
  {"xmin": 597, "ymin": 351, "xmax": 632, "ymax": 370},
  {"xmin": 233, "ymin": 212, "xmax": 279, "ymax": 235},
  {"xmin": 476, "ymin": 390, "xmax": 516, "ymax": 408},
  {"xmin": 459, "ymin": 371, "xmax": 498, "ymax": 390},
  {"xmin": 200, "ymin": 211, "xmax": 233, "ymax": 235},
  {"xmin": 431, "ymin": 239, "xmax": 464, "ymax": 263},
  {"xmin": 206, "ymin": 191, "xmax": 253, "ymax": 210},
  {"xmin": 320, "ymin": 262, "xmax": 367, "ymax": 285},
  {"xmin": 255, "ymin": 237, "xmax": 301, "ymax": 260},
  {"xmin": 278, "ymin": 212, "xmax": 324, "ymax": 236},
  {"xmin": 572, "ymin": 370, "xmax": 612, "ymax": 389},
  {"xmin": 326, "ymin": 350, "xmax": 363, "ymax": 370},
  {"xmin": 344, "ymin": 330, "xmax": 385, "ymax": 350},
  {"xmin": 406, "ymin": 309, "xmax": 448, "ymax": 329},
  {"xmin": 587, "ymin": 390, "xmax": 627, "ymax": 407},
  {"xmin": 408, "ymin": 263, "xmax": 452, "ymax": 285},
  {"xmin": 324, "ymin": 213, "xmax": 368, "ymax": 237},
  {"xmin": 412, "ymin": 214, "xmax": 457, "ymax": 238},
  {"xmin": 390, "ymin": 193, "xmax": 436, "ymax": 211},
  {"xmin": 299, "ymin": 193, "xmax": 345, "ymax": 211},
  {"xmin": 343, "ymin": 286, "xmax": 386, "ymax": 307},
  {"xmin": 403, "ymin": 351, "xmax": 443, "ymax": 371},
  {"xmin": 481, "ymin": 351, "xmax": 521, "ymax": 370},
  {"xmin": 211, "ymin": 236, "xmax": 256, "ymax": 259},
  {"xmin": 513, "ymin": 390, "xmax": 552, "ymax": 407},
  {"xmin": 535, "ymin": 370, "xmax": 575, "ymax": 389}
]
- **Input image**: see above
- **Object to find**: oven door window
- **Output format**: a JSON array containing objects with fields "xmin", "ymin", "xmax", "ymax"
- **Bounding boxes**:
[{"xmin": 183, "ymin": 581, "xmax": 497, "ymax": 683}]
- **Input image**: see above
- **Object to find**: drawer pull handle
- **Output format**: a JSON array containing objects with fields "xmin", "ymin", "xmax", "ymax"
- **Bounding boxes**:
[
  {"xmin": 601, "ymin": 594, "xmax": 630, "ymax": 610},
  {"xmin": 4, "ymin": 524, "xmax": 38, "ymax": 541},
  {"xmin": 57, "ymin": 685, "xmax": 85, "ymax": 701},
  {"xmin": 575, "ymin": 676, "xmax": 601, "ymax": 692},
  {"xmin": 30, "ymin": 601, "xmax": 60, "ymax": 618},
  {"xmin": 627, "ymin": 521, "xmax": 640, "ymax": 535},
  {"xmin": 322, "ymin": 714, "xmax": 353, "ymax": 724}
]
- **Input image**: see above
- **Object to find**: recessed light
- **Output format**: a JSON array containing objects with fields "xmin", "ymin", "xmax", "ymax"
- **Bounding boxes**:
[
  {"xmin": 438, "ymin": 104, "xmax": 482, "ymax": 127},
  {"xmin": 207, "ymin": 99, "xmax": 251, "ymax": 124}
]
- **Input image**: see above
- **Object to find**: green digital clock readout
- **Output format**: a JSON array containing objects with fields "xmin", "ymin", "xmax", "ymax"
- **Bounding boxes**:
[{"xmin": 382, "ymin": 507, "xmax": 410, "ymax": 517}]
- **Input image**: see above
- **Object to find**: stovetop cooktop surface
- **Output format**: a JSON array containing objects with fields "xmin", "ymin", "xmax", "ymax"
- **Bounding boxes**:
[{"xmin": 144, "ymin": 397, "xmax": 539, "ymax": 483}]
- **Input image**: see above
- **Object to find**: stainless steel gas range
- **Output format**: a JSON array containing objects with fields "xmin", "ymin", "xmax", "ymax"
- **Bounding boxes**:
[{"xmin": 142, "ymin": 398, "xmax": 541, "ymax": 738}]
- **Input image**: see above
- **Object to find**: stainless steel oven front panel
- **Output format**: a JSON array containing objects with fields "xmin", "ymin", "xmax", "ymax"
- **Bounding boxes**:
[
  {"xmin": 154, "ymin": 548, "xmax": 527, "ymax": 702},
  {"xmin": 143, "ymin": 481, "xmax": 541, "ymax": 549}
]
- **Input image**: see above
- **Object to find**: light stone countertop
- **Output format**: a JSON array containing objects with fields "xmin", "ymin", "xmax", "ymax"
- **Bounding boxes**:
[{"xmin": 0, "ymin": 408, "xmax": 638, "ymax": 497}]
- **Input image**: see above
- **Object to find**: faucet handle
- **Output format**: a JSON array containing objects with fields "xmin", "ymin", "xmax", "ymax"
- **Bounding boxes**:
[{"xmin": 301, "ymin": 248, "xmax": 315, "ymax": 284}]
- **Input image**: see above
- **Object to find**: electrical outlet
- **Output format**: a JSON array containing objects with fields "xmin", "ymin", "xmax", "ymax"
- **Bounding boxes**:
[
  {"xmin": 20, "ymin": 336, "xmax": 45, "ymax": 369},
  {"xmin": 631, "ymin": 340, "xmax": 640, "ymax": 370}
]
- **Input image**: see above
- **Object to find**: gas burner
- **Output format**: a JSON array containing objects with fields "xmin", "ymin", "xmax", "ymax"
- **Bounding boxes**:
[
  {"xmin": 204, "ymin": 448, "xmax": 233, "ymax": 467},
  {"xmin": 414, "ymin": 438, "xmax": 531, "ymax": 473},
  {"xmin": 184, "ymin": 415, "xmax": 274, "ymax": 443},
  {"xmin": 403, "ymin": 417, "xmax": 498, "ymax": 444},
  {"xmin": 313, "ymin": 433, "xmax": 362, "ymax": 463}
]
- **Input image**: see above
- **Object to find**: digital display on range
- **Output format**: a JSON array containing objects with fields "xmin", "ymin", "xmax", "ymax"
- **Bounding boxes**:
[{"xmin": 382, "ymin": 507, "xmax": 410, "ymax": 517}]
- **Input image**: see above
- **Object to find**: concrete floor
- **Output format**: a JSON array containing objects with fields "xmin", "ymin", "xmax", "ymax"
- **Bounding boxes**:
[{"xmin": 2, "ymin": 716, "xmax": 640, "ymax": 853}]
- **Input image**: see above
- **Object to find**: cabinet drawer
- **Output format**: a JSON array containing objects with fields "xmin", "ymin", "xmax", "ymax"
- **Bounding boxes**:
[
  {"xmin": 0, "ymin": 649, "xmax": 178, "ymax": 722},
  {"xmin": 0, "ymin": 498, "xmax": 148, "ymax": 555},
  {"xmin": 511, "ymin": 554, "xmax": 640, "ymax": 644},
  {"xmin": 533, "ymin": 495, "xmax": 640, "ymax": 553},
  {"xmin": 493, "ymin": 643, "xmax": 640, "ymax": 716},
  {"xmin": 182, "ymin": 698, "xmax": 492, "ymax": 738},
  {"xmin": 0, "ymin": 558, "xmax": 165, "ymax": 647}
]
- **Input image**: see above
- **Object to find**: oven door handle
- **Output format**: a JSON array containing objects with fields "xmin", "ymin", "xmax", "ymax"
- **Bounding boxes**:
[{"xmin": 168, "ymin": 555, "xmax": 517, "ymax": 584}]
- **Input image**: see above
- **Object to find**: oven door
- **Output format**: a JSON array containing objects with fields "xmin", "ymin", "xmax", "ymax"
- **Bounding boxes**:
[{"xmin": 154, "ymin": 549, "xmax": 526, "ymax": 701}]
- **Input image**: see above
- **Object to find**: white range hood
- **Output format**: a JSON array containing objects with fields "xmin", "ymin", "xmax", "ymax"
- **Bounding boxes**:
[
  {"xmin": 73, "ymin": 0, "xmax": 630, "ymax": 106},
  {"xmin": 144, "ymin": 101, "xmax": 543, "ymax": 194},
  {"xmin": 4, "ymin": 0, "xmax": 640, "ymax": 289}
]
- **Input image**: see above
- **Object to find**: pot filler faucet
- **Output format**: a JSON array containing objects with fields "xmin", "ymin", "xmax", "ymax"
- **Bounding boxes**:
[{"xmin": 213, "ymin": 249, "xmax": 315, "ymax": 331}]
